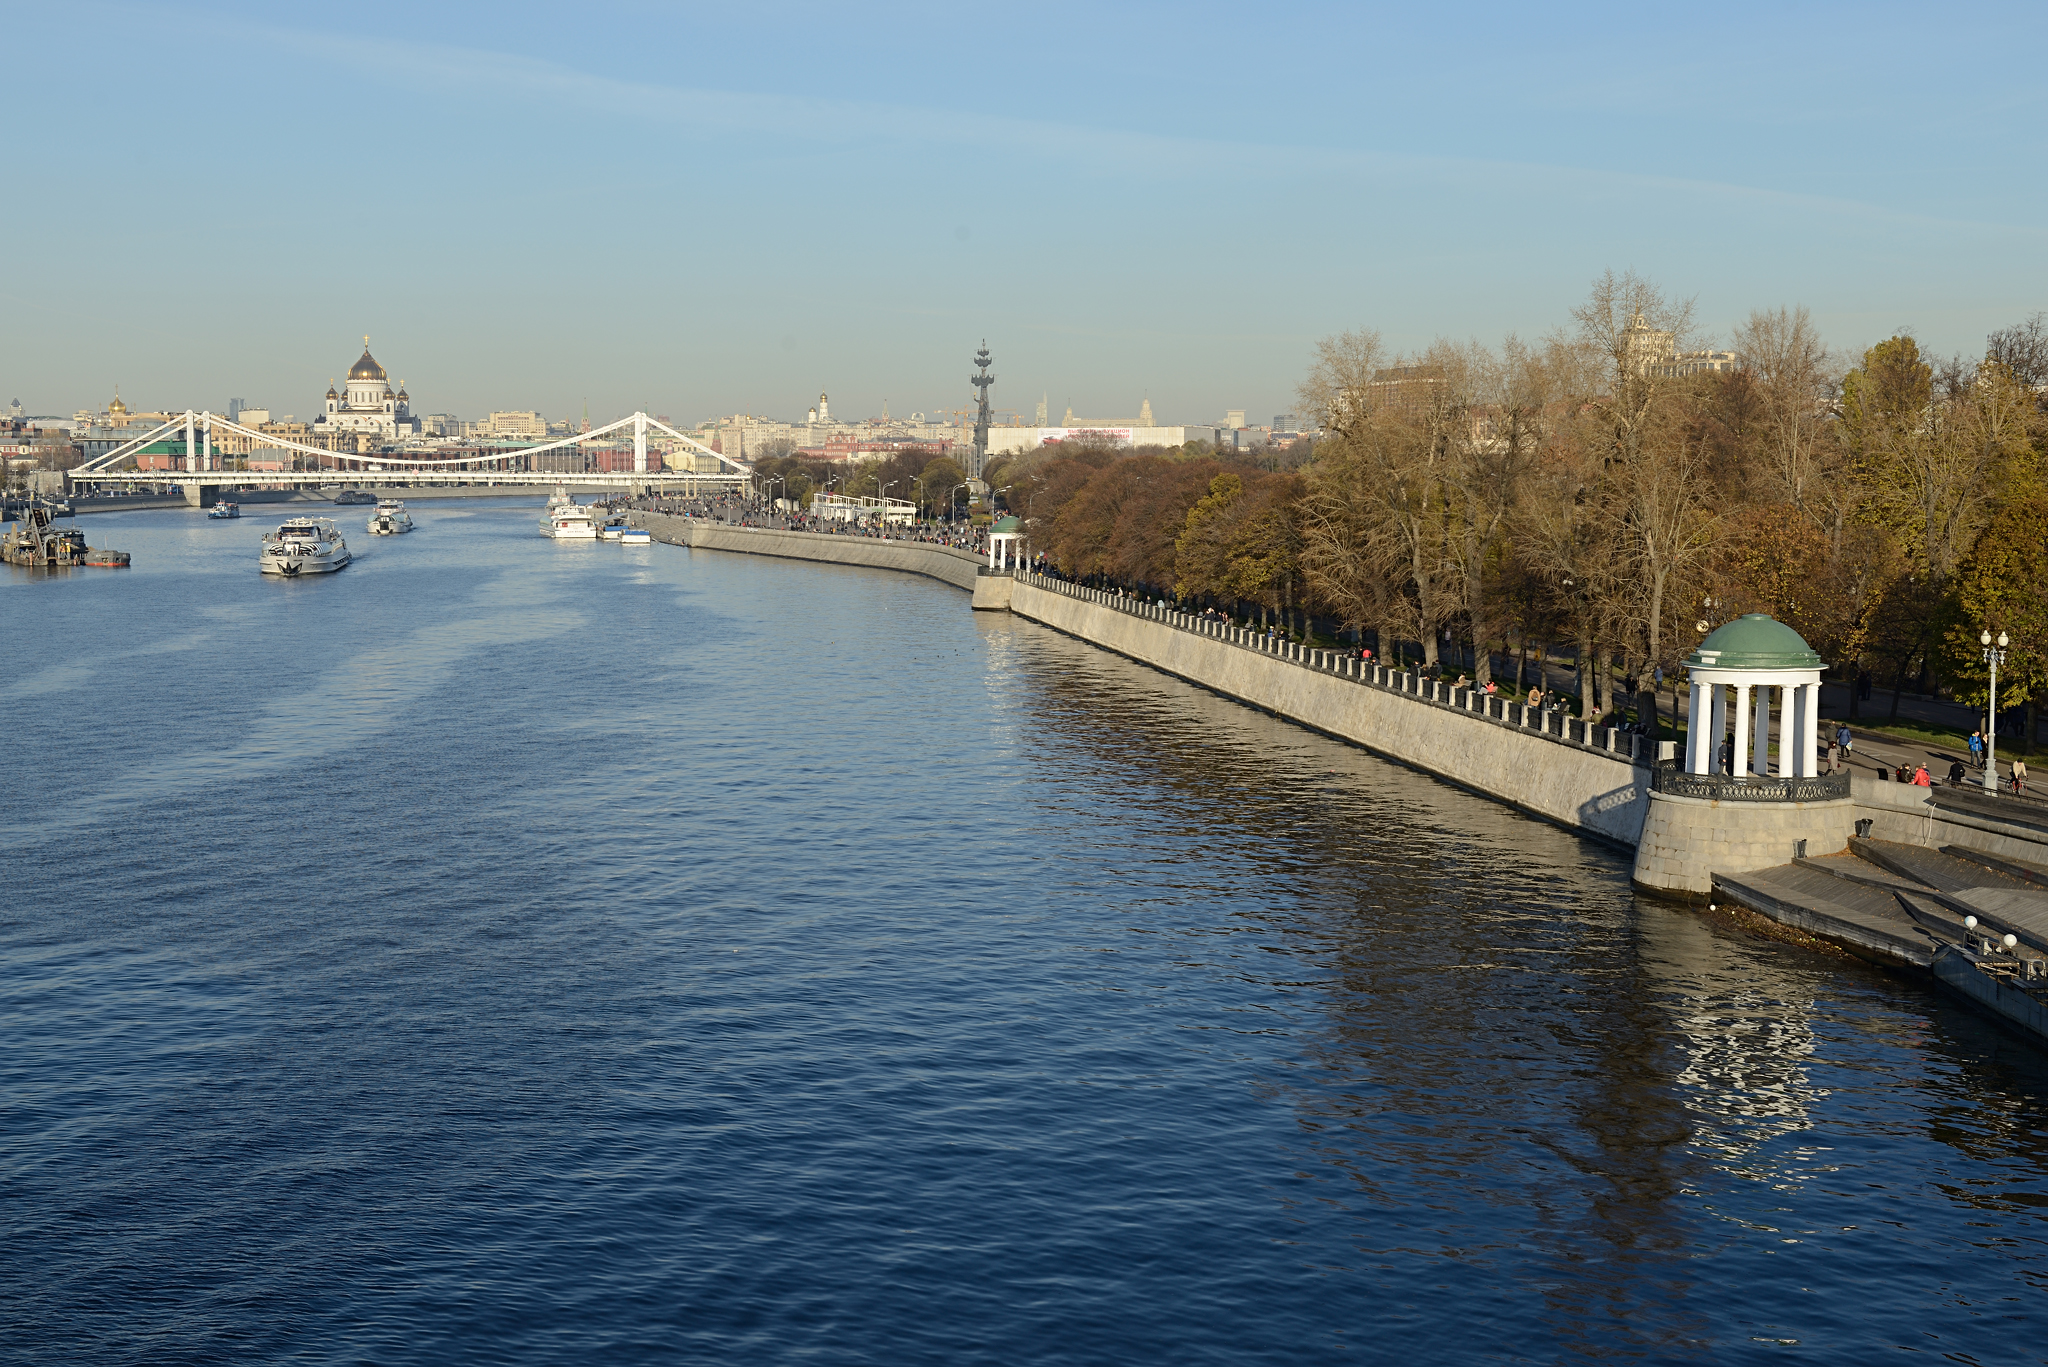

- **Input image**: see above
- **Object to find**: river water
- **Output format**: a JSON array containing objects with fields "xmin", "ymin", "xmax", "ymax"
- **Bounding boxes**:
[{"xmin": 4, "ymin": 500, "xmax": 2045, "ymax": 1364}]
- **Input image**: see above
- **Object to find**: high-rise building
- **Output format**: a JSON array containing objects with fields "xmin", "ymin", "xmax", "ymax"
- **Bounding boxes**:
[
  {"xmin": 1036, "ymin": 394, "xmax": 1048, "ymax": 426},
  {"xmin": 1225, "ymin": 409, "xmax": 1245, "ymax": 428},
  {"xmin": 1139, "ymin": 398, "xmax": 1154, "ymax": 426}
]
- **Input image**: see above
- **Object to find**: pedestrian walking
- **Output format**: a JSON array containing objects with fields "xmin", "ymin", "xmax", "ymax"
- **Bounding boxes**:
[
  {"xmin": 1827, "ymin": 740, "xmax": 1841, "ymax": 774},
  {"xmin": 1968, "ymin": 730, "xmax": 1985, "ymax": 769},
  {"xmin": 1836, "ymin": 724, "xmax": 1853, "ymax": 757}
]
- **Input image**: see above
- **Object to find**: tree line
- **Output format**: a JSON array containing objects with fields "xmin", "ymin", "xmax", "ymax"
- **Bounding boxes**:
[{"xmin": 990, "ymin": 271, "xmax": 2048, "ymax": 739}]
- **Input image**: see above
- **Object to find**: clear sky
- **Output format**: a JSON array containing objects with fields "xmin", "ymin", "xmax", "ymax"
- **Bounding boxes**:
[{"xmin": 7, "ymin": 1, "xmax": 2045, "ymax": 427}]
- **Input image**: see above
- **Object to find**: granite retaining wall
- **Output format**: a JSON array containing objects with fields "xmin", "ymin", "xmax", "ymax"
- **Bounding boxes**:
[
  {"xmin": 1006, "ymin": 575, "xmax": 1652, "ymax": 848},
  {"xmin": 632, "ymin": 512, "xmax": 984, "ymax": 590}
]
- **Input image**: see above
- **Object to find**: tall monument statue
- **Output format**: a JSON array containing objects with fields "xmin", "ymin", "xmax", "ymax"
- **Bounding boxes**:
[{"xmin": 970, "ymin": 342, "xmax": 995, "ymax": 483}]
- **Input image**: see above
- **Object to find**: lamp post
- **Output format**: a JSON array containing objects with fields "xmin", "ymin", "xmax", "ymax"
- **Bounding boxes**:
[{"xmin": 1982, "ymin": 629, "xmax": 2010, "ymax": 793}]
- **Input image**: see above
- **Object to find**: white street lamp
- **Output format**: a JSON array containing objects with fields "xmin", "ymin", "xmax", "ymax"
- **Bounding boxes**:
[{"xmin": 1982, "ymin": 629, "xmax": 2010, "ymax": 794}]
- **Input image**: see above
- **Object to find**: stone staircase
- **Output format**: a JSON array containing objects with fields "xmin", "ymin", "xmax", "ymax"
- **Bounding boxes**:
[{"xmin": 1714, "ymin": 840, "xmax": 2048, "ymax": 1044}]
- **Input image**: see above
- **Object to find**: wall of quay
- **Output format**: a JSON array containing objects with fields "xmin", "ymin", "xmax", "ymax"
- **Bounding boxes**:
[
  {"xmin": 633, "ymin": 512, "xmax": 984, "ymax": 591},
  {"xmin": 1006, "ymin": 575, "xmax": 1652, "ymax": 848},
  {"xmin": 626, "ymin": 521, "xmax": 2048, "ymax": 878}
]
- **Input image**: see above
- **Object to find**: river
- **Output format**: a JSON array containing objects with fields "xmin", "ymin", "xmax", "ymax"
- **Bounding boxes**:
[{"xmin": 4, "ymin": 500, "xmax": 2045, "ymax": 1364}]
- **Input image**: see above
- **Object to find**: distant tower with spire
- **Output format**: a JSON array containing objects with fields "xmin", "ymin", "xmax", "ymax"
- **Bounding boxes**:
[
  {"xmin": 1035, "ymin": 393, "xmax": 1048, "ymax": 427},
  {"xmin": 969, "ymin": 342, "xmax": 995, "ymax": 481},
  {"xmin": 1139, "ymin": 397, "xmax": 1154, "ymax": 427}
]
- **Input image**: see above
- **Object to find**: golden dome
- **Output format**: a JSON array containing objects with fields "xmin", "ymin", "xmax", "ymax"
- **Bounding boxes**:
[{"xmin": 348, "ymin": 346, "xmax": 386, "ymax": 382}]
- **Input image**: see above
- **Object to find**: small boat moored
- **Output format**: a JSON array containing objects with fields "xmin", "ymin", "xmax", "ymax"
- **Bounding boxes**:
[
  {"xmin": 260, "ymin": 517, "xmax": 352, "ymax": 576},
  {"xmin": 207, "ymin": 501, "xmax": 241, "ymax": 519},
  {"xmin": 618, "ymin": 524, "xmax": 652, "ymax": 545},
  {"xmin": 540, "ymin": 487, "xmax": 598, "ymax": 540}
]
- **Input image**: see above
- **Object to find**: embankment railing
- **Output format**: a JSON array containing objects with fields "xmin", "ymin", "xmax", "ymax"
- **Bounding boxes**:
[{"xmin": 1015, "ymin": 570, "xmax": 1651, "ymax": 767}]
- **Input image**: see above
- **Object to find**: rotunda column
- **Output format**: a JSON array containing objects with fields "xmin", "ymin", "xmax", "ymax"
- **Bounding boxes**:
[
  {"xmin": 1752, "ymin": 685, "xmax": 1773, "ymax": 777},
  {"xmin": 1710, "ymin": 684, "xmax": 1729, "ymax": 773},
  {"xmin": 1686, "ymin": 681, "xmax": 1708, "ymax": 773},
  {"xmin": 1732, "ymin": 684, "xmax": 1752, "ymax": 778}
]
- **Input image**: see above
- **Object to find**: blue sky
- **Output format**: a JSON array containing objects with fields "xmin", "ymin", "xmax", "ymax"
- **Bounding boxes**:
[{"xmin": 7, "ymin": 1, "xmax": 2045, "ymax": 427}]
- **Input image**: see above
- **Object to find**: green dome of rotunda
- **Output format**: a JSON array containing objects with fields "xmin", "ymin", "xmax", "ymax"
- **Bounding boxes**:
[{"xmin": 1684, "ymin": 614, "xmax": 1822, "ymax": 670}]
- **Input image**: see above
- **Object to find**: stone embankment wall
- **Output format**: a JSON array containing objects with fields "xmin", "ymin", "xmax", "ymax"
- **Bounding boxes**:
[
  {"xmin": 633, "ymin": 512, "xmax": 984, "ymax": 591},
  {"xmin": 1007, "ymin": 574, "xmax": 1653, "ymax": 847},
  {"xmin": 626, "ymin": 522, "xmax": 2048, "ymax": 868}
]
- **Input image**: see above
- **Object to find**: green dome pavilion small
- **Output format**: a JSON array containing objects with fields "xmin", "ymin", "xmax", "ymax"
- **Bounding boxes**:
[
  {"xmin": 987, "ymin": 514, "xmax": 1025, "ymax": 571},
  {"xmin": 1681, "ymin": 614, "xmax": 1826, "ymax": 779}
]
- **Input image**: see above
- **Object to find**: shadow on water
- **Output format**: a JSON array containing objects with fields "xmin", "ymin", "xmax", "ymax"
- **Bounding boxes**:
[{"xmin": 988, "ymin": 610, "xmax": 2048, "ymax": 1357}]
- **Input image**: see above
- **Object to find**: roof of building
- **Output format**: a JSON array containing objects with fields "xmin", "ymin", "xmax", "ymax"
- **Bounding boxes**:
[
  {"xmin": 991, "ymin": 515, "xmax": 1023, "ymax": 535},
  {"xmin": 1686, "ymin": 614, "xmax": 1822, "ymax": 671},
  {"xmin": 348, "ymin": 348, "xmax": 386, "ymax": 382}
]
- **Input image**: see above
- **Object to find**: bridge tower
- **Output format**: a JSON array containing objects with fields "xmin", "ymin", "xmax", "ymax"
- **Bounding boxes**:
[
  {"xmin": 970, "ymin": 342, "xmax": 995, "ymax": 483},
  {"xmin": 184, "ymin": 411, "xmax": 197, "ymax": 473},
  {"xmin": 633, "ymin": 411, "xmax": 648, "ymax": 475}
]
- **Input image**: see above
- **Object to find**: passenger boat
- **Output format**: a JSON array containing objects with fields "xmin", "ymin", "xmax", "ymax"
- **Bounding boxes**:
[
  {"xmin": 207, "ymin": 501, "xmax": 240, "ymax": 519},
  {"xmin": 540, "ymin": 493, "xmax": 598, "ymax": 540},
  {"xmin": 618, "ymin": 524, "xmax": 652, "ymax": 545},
  {"xmin": 599, "ymin": 516, "xmax": 627, "ymax": 541},
  {"xmin": 259, "ymin": 517, "xmax": 352, "ymax": 575},
  {"xmin": 331, "ymin": 489, "xmax": 376, "ymax": 506},
  {"xmin": 367, "ymin": 499, "xmax": 414, "ymax": 535}
]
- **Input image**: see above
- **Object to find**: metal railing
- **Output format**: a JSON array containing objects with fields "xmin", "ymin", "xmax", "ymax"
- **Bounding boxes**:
[
  {"xmin": 1015, "ymin": 571, "xmax": 1651, "ymax": 766},
  {"xmin": 1649, "ymin": 768, "xmax": 1851, "ymax": 802}
]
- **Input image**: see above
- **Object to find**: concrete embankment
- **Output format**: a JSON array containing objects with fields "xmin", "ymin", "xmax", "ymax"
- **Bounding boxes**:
[
  {"xmin": 1005, "ymin": 576, "xmax": 1653, "ymax": 847},
  {"xmin": 633, "ymin": 512, "xmax": 985, "ymax": 590},
  {"xmin": 627, "ymin": 516, "xmax": 1653, "ymax": 847}
]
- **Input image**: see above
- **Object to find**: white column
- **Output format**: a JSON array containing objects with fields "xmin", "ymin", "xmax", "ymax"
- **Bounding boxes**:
[
  {"xmin": 1709, "ymin": 685, "xmax": 1728, "ymax": 773},
  {"xmin": 1732, "ymin": 684, "xmax": 1752, "ymax": 778},
  {"xmin": 1686, "ymin": 682, "xmax": 1706, "ymax": 773},
  {"xmin": 1752, "ymin": 686, "xmax": 1773, "ymax": 776},
  {"xmin": 1780, "ymin": 684, "xmax": 1798, "ymax": 777},
  {"xmin": 633, "ymin": 412, "xmax": 648, "ymax": 474},
  {"xmin": 1801, "ymin": 683, "xmax": 1821, "ymax": 777},
  {"xmin": 202, "ymin": 415, "xmax": 212, "ymax": 472},
  {"xmin": 184, "ymin": 411, "xmax": 196, "ymax": 474}
]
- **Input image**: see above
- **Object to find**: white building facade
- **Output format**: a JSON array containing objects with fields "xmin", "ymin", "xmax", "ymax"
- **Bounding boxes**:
[{"xmin": 314, "ymin": 339, "xmax": 420, "ymax": 444}]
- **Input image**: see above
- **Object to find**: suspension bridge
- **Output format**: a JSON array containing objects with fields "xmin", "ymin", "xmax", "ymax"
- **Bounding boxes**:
[{"xmin": 68, "ymin": 410, "xmax": 755, "ymax": 502}]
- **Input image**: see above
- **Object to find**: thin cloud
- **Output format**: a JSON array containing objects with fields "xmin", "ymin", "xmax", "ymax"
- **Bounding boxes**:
[{"xmin": 181, "ymin": 9, "xmax": 2045, "ymax": 242}]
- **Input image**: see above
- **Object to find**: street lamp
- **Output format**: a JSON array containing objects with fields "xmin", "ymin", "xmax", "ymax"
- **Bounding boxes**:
[{"xmin": 1982, "ymin": 629, "xmax": 2010, "ymax": 794}]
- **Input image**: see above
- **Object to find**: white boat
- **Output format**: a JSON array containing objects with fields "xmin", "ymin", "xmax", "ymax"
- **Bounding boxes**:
[
  {"xmin": 259, "ymin": 517, "xmax": 351, "ymax": 576},
  {"xmin": 599, "ymin": 516, "xmax": 627, "ymax": 541},
  {"xmin": 207, "ymin": 501, "xmax": 240, "ymax": 520},
  {"xmin": 618, "ymin": 525, "xmax": 652, "ymax": 545},
  {"xmin": 367, "ymin": 499, "xmax": 414, "ymax": 535},
  {"xmin": 540, "ymin": 497, "xmax": 598, "ymax": 540}
]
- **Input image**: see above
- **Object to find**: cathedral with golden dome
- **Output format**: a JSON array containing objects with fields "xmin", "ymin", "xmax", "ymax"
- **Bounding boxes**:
[{"xmin": 314, "ymin": 337, "xmax": 419, "ymax": 442}]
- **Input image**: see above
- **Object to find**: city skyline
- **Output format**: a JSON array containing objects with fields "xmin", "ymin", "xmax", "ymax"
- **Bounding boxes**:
[{"xmin": 6, "ymin": 2, "xmax": 2045, "ymax": 421}]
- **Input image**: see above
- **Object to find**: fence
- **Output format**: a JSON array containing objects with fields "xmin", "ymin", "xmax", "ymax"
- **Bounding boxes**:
[{"xmin": 1016, "ymin": 571, "xmax": 1650, "ymax": 767}]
